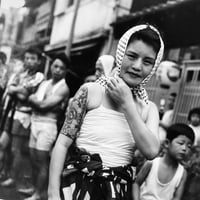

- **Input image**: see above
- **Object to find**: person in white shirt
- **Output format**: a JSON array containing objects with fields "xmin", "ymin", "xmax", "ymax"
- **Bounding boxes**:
[
  {"xmin": 159, "ymin": 93, "xmax": 177, "ymax": 141},
  {"xmin": 133, "ymin": 123, "xmax": 194, "ymax": 200},
  {"xmin": 188, "ymin": 107, "xmax": 200, "ymax": 146},
  {"xmin": 22, "ymin": 57, "xmax": 70, "ymax": 200},
  {"xmin": 95, "ymin": 54, "xmax": 115, "ymax": 79}
]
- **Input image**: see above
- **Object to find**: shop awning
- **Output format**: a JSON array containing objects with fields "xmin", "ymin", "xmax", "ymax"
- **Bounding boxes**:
[
  {"xmin": 44, "ymin": 31, "xmax": 107, "ymax": 56},
  {"xmin": 25, "ymin": 0, "xmax": 47, "ymax": 8},
  {"xmin": 113, "ymin": 0, "xmax": 200, "ymax": 48},
  {"xmin": 116, "ymin": 0, "xmax": 194, "ymax": 21}
]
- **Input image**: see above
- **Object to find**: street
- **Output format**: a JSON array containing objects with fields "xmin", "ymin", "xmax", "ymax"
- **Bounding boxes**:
[{"xmin": 0, "ymin": 153, "xmax": 35, "ymax": 200}]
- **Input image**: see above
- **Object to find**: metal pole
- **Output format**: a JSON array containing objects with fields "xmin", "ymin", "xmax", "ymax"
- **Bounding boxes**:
[
  {"xmin": 65, "ymin": 0, "xmax": 81, "ymax": 59},
  {"xmin": 106, "ymin": 0, "xmax": 120, "ymax": 54},
  {"xmin": 45, "ymin": 0, "xmax": 56, "ymax": 37},
  {"xmin": 44, "ymin": 55, "xmax": 51, "ymax": 78}
]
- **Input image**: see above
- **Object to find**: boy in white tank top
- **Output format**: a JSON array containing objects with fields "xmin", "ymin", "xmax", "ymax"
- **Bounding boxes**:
[{"xmin": 133, "ymin": 123, "xmax": 195, "ymax": 200}]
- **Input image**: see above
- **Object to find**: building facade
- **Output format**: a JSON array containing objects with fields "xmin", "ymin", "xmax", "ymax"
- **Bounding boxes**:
[
  {"xmin": 112, "ymin": 0, "xmax": 200, "ymax": 122},
  {"xmin": 2, "ymin": 0, "xmax": 200, "ymax": 122},
  {"xmin": 45, "ymin": 0, "xmax": 132, "ymax": 80}
]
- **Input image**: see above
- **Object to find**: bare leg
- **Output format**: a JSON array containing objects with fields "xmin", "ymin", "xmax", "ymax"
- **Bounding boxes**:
[
  {"xmin": 0, "ymin": 131, "xmax": 10, "ymax": 149},
  {"xmin": 26, "ymin": 149, "xmax": 50, "ymax": 200},
  {"xmin": 0, "ymin": 131, "xmax": 11, "ymax": 178},
  {"xmin": 29, "ymin": 148, "xmax": 38, "ymax": 187},
  {"xmin": 35, "ymin": 149, "xmax": 49, "ymax": 196}
]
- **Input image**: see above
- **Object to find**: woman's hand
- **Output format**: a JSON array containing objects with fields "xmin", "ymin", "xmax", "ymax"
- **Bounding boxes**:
[{"xmin": 106, "ymin": 76, "xmax": 134, "ymax": 108}]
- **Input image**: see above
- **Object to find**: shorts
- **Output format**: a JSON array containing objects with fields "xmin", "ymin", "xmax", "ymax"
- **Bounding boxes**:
[
  {"xmin": 12, "ymin": 119, "xmax": 30, "ymax": 137},
  {"xmin": 29, "ymin": 117, "xmax": 58, "ymax": 151},
  {"xmin": 11, "ymin": 119, "xmax": 30, "ymax": 155}
]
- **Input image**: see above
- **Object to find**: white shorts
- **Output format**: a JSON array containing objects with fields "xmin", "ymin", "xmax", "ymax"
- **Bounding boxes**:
[{"xmin": 29, "ymin": 116, "xmax": 58, "ymax": 151}]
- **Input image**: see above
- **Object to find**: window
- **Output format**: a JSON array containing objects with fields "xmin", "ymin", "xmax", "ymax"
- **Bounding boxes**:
[
  {"xmin": 67, "ymin": 0, "xmax": 75, "ymax": 7},
  {"xmin": 197, "ymin": 70, "xmax": 200, "ymax": 82},
  {"xmin": 186, "ymin": 70, "xmax": 194, "ymax": 82},
  {"xmin": 54, "ymin": 0, "xmax": 68, "ymax": 16},
  {"xmin": 26, "ymin": 10, "xmax": 37, "ymax": 27}
]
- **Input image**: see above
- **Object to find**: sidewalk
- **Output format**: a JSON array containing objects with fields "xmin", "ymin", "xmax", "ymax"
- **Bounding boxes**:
[{"xmin": 0, "ymin": 152, "xmax": 33, "ymax": 200}]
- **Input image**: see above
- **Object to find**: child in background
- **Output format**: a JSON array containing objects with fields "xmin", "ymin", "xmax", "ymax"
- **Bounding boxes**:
[
  {"xmin": 133, "ymin": 123, "xmax": 194, "ymax": 200},
  {"xmin": 181, "ymin": 108, "xmax": 200, "ymax": 200},
  {"xmin": 159, "ymin": 93, "xmax": 176, "ymax": 141},
  {"xmin": 188, "ymin": 107, "xmax": 200, "ymax": 146}
]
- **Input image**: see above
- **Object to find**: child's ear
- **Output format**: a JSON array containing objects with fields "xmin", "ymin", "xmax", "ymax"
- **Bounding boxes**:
[{"xmin": 163, "ymin": 139, "xmax": 170, "ymax": 149}]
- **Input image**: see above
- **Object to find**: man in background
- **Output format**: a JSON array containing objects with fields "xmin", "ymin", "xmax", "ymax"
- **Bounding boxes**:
[
  {"xmin": 159, "ymin": 93, "xmax": 177, "ymax": 141},
  {"xmin": 21, "ymin": 57, "xmax": 69, "ymax": 200},
  {"xmin": 0, "ymin": 47, "xmax": 44, "ymax": 187}
]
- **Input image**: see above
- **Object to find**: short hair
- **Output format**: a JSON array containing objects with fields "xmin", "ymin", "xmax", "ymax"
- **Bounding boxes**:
[
  {"xmin": 55, "ymin": 53, "xmax": 70, "ymax": 69},
  {"xmin": 166, "ymin": 123, "xmax": 195, "ymax": 144},
  {"xmin": 128, "ymin": 26, "xmax": 161, "ymax": 54},
  {"xmin": 188, "ymin": 107, "xmax": 200, "ymax": 121},
  {"xmin": 0, "ymin": 51, "xmax": 7, "ymax": 64},
  {"xmin": 24, "ymin": 46, "xmax": 42, "ymax": 60}
]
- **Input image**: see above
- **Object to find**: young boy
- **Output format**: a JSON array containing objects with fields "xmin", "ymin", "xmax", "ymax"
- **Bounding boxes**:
[
  {"xmin": 188, "ymin": 107, "xmax": 200, "ymax": 146},
  {"xmin": 133, "ymin": 123, "xmax": 195, "ymax": 200}
]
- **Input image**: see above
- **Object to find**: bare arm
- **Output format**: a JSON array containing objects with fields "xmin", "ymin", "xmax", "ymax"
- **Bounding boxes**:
[
  {"xmin": 7, "ymin": 72, "xmax": 44, "ymax": 101},
  {"xmin": 48, "ymin": 86, "xmax": 88, "ymax": 200},
  {"xmin": 172, "ymin": 169, "xmax": 187, "ymax": 200},
  {"xmin": 8, "ymin": 85, "xmax": 29, "ymax": 101},
  {"xmin": 48, "ymin": 135, "xmax": 72, "ymax": 200},
  {"xmin": 29, "ymin": 83, "xmax": 69, "ymax": 111},
  {"xmin": 124, "ymin": 101, "xmax": 160, "ymax": 160},
  {"xmin": 132, "ymin": 161, "xmax": 152, "ymax": 200}
]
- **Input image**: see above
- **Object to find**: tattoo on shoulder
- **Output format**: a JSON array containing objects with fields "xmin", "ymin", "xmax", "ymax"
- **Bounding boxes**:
[{"xmin": 60, "ymin": 86, "xmax": 88, "ymax": 140}]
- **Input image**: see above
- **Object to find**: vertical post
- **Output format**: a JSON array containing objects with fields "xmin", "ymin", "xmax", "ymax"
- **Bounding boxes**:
[
  {"xmin": 65, "ymin": 0, "xmax": 81, "ymax": 59},
  {"xmin": 105, "ymin": 0, "xmax": 120, "ymax": 54},
  {"xmin": 45, "ymin": 0, "xmax": 56, "ymax": 37},
  {"xmin": 44, "ymin": 56, "xmax": 51, "ymax": 79}
]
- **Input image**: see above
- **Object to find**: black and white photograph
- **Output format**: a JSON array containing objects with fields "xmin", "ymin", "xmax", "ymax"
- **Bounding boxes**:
[{"xmin": 0, "ymin": 0, "xmax": 200, "ymax": 199}]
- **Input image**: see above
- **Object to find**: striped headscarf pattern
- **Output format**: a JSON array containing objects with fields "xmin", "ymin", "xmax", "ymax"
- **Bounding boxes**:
[{"xmin": 97, "ymin": 24, "xmax": 164, "ymax": 104}]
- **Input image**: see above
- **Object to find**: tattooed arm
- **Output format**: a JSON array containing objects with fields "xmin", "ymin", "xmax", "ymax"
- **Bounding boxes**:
[{"xmin": 48, "ymin": 85, "xmax": 88, "ymax": 200}]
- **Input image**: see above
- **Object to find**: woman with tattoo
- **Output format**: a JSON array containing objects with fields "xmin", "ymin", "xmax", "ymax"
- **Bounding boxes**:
[{"xmin": 48, "ymin": 24, "xmax": 164, "ymax": 200}]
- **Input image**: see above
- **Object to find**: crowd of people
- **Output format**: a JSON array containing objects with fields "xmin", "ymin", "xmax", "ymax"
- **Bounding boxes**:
[{"xmin": 0, "ymin": 24, "xmax": 199, "ymax": 200}]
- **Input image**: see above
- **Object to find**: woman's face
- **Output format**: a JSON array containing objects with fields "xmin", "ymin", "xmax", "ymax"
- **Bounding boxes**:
[{"xmin": 120, "ymin": 39, "xmax": 157, "ymax": 87}]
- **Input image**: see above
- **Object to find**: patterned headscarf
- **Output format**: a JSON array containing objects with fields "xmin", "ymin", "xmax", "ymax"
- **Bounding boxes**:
[{"xmin": 97, "ymin": 24, "xmax": 164, "ymax": 104}]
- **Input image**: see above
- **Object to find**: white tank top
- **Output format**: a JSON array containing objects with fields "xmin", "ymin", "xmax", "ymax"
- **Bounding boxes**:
[
  {"xmin": 140, "ymin": 157, "xmax": 184, "ymax": 200},
  {"xmin": 76, "ymin": 105, "xmax": 136, "ymax": 167}
]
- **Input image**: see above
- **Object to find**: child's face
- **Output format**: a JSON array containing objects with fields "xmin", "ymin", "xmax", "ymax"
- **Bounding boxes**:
[
  {"xmin": 168, "ymin": 135, "xmax": 192, "ymax": 162},
  {"xmin": 190, "ymin": 113, "xmax": 200, "ymax": 126},
  {"xmin": 120, "ymin": 39, "xmax": 156, "ymax": 87},
  {"xmin": 167, "ymin": 95, "xmax": 176, "ymax": 109}
]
